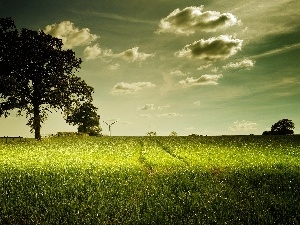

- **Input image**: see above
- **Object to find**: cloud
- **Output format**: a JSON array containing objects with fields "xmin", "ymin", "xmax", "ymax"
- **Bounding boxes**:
[
  {"xmin": 194, "ymin": 101, "xmax": 201, "ymax": 106},
  {"xmin": 197, "ymin": 64, "xmax": 212, "ymax": 70},
  {"xmin": 178, "ymin": 74, "xmax": 223, "ymax": 87},
  {"xmin": 138, "ymin": 104, "xmax": 171, "ymax": 110},
  {"xmin": 175, "ymin": 35, "xmax": 243, "ymax": 61},
  {"xmin": 139, "ymin": 114, "xmax": 152, "ymax": 118},
  {"xmin": 250, "ymin": 43, "xmax": 300, "ymax": 60},
  {"xmin": 111, "ymin": 82, "xmax": 156, "ymax": 95},
  {"xmin": 116, "ymin": 47, "xmax": 155, "ymax": 62},
  {"xmin": 157, "ymin": 105, "xmax": 171, "ymax": 110},
  {"xmin": 170, "ymin": 70, "xmax": 188, "ymax": 76},
  {"xmin": 138, "ymin": 104, "xmax": 156, "ymax": 111},
  {"xmin": 83, "ymin": 44, "xmax": 102, "ymax": 60},
  {"xmin": 223, "ymin": 58, "xmax": 255, "ymax": 70},
  {"xmin": 186, "ymin": 127, "xmax": 196, "ymax": 130},
  {"xmin": 156, "ymin": 113, "xmax": 182, "ymax": 117},
  {"xmin": 211, "ymin": 67, "xmax": 219, "ymax": 73},
  {"xmin": 44, "ymin": 21, "xmax": 98, "ymax": 49},
  {"xmin": 108, "ymin": 63, "xmax": 120, "ymax": 70},
  {"xmin": 229, "ymin": 120, "xmax": 257, "ymax": 131},
  {"xmin": 156, "ymin": 6, "xmax": 239, "ymax": 35}
]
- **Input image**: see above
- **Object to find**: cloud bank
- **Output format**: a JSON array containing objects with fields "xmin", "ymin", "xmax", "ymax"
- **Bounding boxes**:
[
  {"xmin": 157, "ymin": 6, "xmax": 239, "ymax": 35},
  {"xmin": 44, "ymin": 21, "xmax": 98, "ymax": 49}
]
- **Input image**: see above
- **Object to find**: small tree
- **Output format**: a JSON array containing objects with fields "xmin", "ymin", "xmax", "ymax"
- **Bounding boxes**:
[
  {"xmin": 146, "ymin": 131, "xmax": 157, "ymax": 136},
  {"xmin": 0, "ymin": 18, "xmax": 93, "ymax": 139},
  {"xmin": 263, "ymin": 119, "xmax": 295, "ymax": 135},
  {"xmin": 169, "ymin": 131, "xmax": 178, "ymax": 136},
  {"xmin": 66, "ymin": 102, "xmax": 102, "ymax": 136}
]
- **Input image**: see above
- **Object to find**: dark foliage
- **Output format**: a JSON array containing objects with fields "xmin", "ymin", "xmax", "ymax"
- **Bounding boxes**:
[
  {"xmin": 0, "ymin": 18, "xmax": 94, "ymax": 139},
  {"xmin": 263, "ymin": 119, "xmax": 295, "ymax": 135},
  {"xmin": 66, "ymin": 102, "xmax": 102, "ymax": 136}
]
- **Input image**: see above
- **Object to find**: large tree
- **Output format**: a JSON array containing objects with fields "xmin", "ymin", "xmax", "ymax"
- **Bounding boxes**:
[
  {"xmin": 66, "ymin": 102, "xmax": 102, "ymax": 136},
  {"xmin": 0, "ymin": 18, "xmax": 94, "ymax": 139}
]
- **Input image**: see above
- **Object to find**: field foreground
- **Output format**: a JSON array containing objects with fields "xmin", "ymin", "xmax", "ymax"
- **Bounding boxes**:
[{"xmin": 0, "ymin": 136, "xmax": 299, "ymax": 224}]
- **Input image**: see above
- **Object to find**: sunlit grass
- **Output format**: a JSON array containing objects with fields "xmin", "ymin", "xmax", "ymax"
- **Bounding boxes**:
[{"xmin": 0, "ymin": 136, "xmax": 299, "ymax": 224}]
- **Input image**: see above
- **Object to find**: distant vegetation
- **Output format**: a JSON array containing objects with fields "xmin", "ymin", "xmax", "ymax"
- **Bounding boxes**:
[
  {"xmin": 263, "ymin": 119, "xmax": 295, "ymax": 135},
  {"xmin": 0, "ymin": 136, "xmax": 299, "ymax": 224}
]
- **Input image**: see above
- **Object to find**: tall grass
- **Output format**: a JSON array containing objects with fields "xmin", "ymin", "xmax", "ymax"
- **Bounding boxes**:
[{"xmin": 0, "ymin": 136, "xmax": 299, "ymax": 224}]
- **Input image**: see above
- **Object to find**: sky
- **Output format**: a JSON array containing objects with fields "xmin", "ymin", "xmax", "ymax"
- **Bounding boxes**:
[{"xmin": 1, "ymin": 0, "xmax": 300, "ymax": 137}]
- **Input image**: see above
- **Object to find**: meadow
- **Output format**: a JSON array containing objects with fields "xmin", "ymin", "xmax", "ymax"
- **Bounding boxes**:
[{"xmin": 0, "ymin": 135, "xmax": 299, "ymax": 224}]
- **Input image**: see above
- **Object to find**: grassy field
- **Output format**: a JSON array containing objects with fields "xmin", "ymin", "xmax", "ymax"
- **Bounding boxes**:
[{"xmin": 0, "ymin": 136, "xmax": 299, "ymax": 224}]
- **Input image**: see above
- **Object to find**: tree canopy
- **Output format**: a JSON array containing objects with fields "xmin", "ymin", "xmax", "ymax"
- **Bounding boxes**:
[
  {"xmin": 0, "ymin": 18, "xmax": 94, "ymax": 139},
  {"xmin": 263, "ymin": 119, "xmax": 295, "ymax": 135},
  {"xmin": 66, "ymin": 102, "xmax": 102, "ymax": 136}
]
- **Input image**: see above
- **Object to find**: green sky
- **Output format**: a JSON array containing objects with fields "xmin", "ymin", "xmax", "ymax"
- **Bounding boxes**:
[{"xmin": 1, "ymin": 0, "xmax": 300, "ymax": 136}]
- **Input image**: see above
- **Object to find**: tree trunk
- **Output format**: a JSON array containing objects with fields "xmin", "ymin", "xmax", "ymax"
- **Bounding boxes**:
[{"xmin": 33, "ymin": 104, "xmax": 41, "ymax": 140}]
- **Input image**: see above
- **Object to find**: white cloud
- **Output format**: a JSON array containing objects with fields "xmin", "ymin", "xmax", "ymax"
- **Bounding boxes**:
[
  {"xmin": 108, "ymin": 63, "xmax": 120, "ymax": 70},
  {"xmin": 250, "ymin": 43, "xmax": 300, "ymax": 60},
  {"xmin": 138, "ymin": 104, "xmax": 156, "ymax": 111},
  {"xmin": 223, "ymin": 58, "xmax": 255, "ymax": 70},
  {"xmin": 194, "ymin": 101, "xmax": 201, "ymax": 106},
  {"xmin": 44, "ymin": 21, "xmax": 98, "ymax": 49},
  {"xmin": 211, "ymin": 67, "xmax": 219, "ymax": 73},
  {"xmin": 138, "ymin": 104, "xmax": 171, "ymax": 110},
  {"xmin": 156, "ymin": 6, "xmax": 239, "ymax": 35},
  {"xmin": 116, "ymin": 47, "xmax": 155, "ymax": 62},
  {"xmin": 186, "ymin": 127, "xmax": 196, "ymax": 130},
  {"xmin": 175, "ymin": 35, "xmax": 243, "ymax": 61},
  {"xmin": 170, "ymin": 70, "xmax": 188, "ymax": 76},
  {"xmin": 157, "ymin": 105, "xmax": 171, "ymax": 110},
  {"xmin": 111, "ymin": 82, "xmax": 156, "ymax": 95},
  {"xmin": 156, "ymin": 113, "xmax": 182, "ymax": 117},
  {"xmin": 178, "ymin": 74, "xmax": 223, "ymax": 87},
  {"xmin": 197, "ymin": 64, "xmax": 212, "ymax": 70},
  {"xmin": 229, "ymin": 120, "xmax": 257, "ymax": 131},
  {"xmin": 139, "ymin": 114, "xmax": 152, "ymax": 118},
  {"xmin": 83, "ymin": 44, "xmax": 102, "ymax": 60}
]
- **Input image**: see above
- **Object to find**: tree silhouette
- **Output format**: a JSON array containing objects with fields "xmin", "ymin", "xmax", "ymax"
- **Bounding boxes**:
[
  {"xmin": 271, "ymin": 119, "xmax": 294, "ymax": 135},
  {"xmin": 146, "ymin": 131, "xmax": 157, "ymax": 136},
  {"xmin": 0, "ymin": 18, "xmax": 94, "ymax": 139},
  {"xmin": 66, "ymin": 102, "xmax": 101, "ymax": 136},
  {"xmin": 169, "ymin": 131, "xmax": 178, "ymax": 136},
  {"xmin": 263, "ymin": 119, "xmax": 295, "ymax": 135}
]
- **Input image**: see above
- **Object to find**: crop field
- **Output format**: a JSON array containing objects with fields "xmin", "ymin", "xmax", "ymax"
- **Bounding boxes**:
[{"xmin": 0, "ymin": 136, "xmax": 300, "ymax": 224}]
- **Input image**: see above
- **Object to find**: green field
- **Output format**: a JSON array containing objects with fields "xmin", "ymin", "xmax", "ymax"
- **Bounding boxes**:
[{"xmin": 0, "ymin": 136, "xmax": 299, "ymax": 224}]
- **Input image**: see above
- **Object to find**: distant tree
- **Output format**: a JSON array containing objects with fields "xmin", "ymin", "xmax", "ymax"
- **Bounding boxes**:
[
  {"xmin": 66, "ymin": 102, "xmax": 102, "ymax": 136},
  {"xmin": 263, "ymin": 119, "xmax": 295, "ymax": 135},
  {"xmin": 0, "ymin": 18, "xmax": 94, "ymax": 140},
  {"xmin": 169, "ymin": 131, "xmax": 178, "ymax": 136},
  {"xmin": 188, "ymin": 133, "xmax": 200, "ymax": 137},
  {"xmin": 146, "ymin": 131, "xmax": 157, "ymax": 136},
  {"xmin": 271, "ymin": 119, "xmax": 294, "ymax": 135}
]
